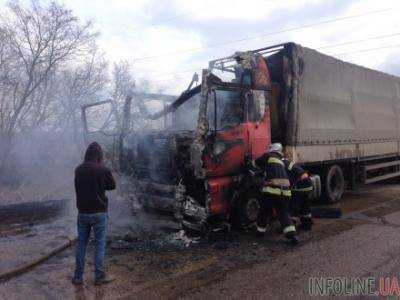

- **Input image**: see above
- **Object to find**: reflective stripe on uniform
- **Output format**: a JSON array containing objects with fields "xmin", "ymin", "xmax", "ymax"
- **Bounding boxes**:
[
  {"xmin": 267, "ymin": 157, "xmax": 284, "ymax": 166},
  {"xmin": 262, "ymin": 186, "xmax": 292, "ymax": 197},
  {"xmin": 257, "ymin": 226, "xmax": 267, "ymax": 233},
  {"xmin": 301, "ymin": 213, "xmax": 312, "ymax": 218},
  {"xmin": 283, "ymin": 225, "xmax": 296, "ymax": 234},
  {"xmin": 294, "ymin": 186, "xmax": 313, "ymax": 192},
  {"xmin": 288, "ymin": 160, "xmax": 295, "ymax": 171},
  {"xmin": 270, "ymin": 178, "xmax": 290, "ymax": 186}
]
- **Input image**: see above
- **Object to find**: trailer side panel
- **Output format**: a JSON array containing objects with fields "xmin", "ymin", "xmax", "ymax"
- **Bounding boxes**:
[{"xmin": 269, "ymin": 43, "xmax": 400, "ymax": 163}]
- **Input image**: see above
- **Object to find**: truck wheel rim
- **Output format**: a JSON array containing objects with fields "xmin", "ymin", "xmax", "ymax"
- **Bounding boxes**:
[
  {"xmin": 328, "ymin": 166, "xmax": 345, "ymax": 200},
  {"xmin": 246, "ymin": 198, "xmax": 260, "ymax": 222}
]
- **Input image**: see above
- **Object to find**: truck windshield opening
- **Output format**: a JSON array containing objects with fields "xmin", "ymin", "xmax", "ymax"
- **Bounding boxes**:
[{"xmin": 207, "ymin": 88, "xmax": 244, "ymax": 131}]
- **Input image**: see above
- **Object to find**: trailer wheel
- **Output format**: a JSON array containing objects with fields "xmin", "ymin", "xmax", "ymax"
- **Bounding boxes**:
[{"xmin": 323, "ymin": 164, "xmax": 345, "ymax": 203}]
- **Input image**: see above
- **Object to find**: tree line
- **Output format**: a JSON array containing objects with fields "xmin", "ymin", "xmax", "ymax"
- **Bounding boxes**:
[{"xmin": 0, "ymin": 0, "xmax": 138, "ymax": 181}]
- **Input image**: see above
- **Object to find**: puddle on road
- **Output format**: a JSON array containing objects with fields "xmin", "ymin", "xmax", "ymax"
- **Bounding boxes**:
[{"xmin": 0, "ymin": 199, "xmax": 70, "ymax": 238}]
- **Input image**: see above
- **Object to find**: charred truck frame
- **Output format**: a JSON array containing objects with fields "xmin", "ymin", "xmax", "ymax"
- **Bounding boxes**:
[{"xmin": 83, "ymin": 42, "xmax": 400, "ymax": 233}]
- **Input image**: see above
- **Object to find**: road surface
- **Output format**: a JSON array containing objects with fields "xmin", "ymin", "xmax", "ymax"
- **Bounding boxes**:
[{"xmin": 1, "ymin": 183, "xmax": 400, "ymax": 299}]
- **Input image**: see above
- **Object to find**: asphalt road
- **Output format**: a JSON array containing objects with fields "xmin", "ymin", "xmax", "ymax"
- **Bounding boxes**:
[{"xmin": 1, "ymin": 183, "xmax": 400, "ymax": 299}]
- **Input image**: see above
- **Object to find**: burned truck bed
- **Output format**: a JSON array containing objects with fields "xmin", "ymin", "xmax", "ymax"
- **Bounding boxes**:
[{"xmin": 123, "ymin": 130, "xmax": 197, "ymax": 213}]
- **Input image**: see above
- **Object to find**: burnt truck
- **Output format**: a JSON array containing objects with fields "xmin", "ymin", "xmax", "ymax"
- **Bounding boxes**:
[{"xmin": 83, "ymin": 42, "xmax": 400, "ymax": 232}]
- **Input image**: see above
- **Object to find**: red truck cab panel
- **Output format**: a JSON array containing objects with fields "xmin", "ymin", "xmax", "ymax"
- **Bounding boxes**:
[{"xmin": 204, "ymin": 54, "xmax": 272, "ymax": 217}]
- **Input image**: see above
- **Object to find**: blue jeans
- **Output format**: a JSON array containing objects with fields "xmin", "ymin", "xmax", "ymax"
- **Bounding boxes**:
[{"xmin": 74, "ymin": 213, "xmax": 108, "ymax": 280}]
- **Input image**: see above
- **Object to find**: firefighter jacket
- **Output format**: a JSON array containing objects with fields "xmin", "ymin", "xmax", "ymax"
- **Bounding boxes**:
[
  {"xmin": 283, "ymin": 158, "xmax": 313, "ymax": 195},
  {"xmin": 255, "ymin": 152, "xmax": 291, "ymax": 197}
]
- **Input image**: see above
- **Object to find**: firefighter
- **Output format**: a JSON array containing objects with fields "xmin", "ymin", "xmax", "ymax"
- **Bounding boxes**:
[
  {"xmin": 254, "ymin": 143, "xmax": 298, "ymax": 244},
  {"xmin": 283, "ymin": 157, "xmax": 314, "ymax": 231}
]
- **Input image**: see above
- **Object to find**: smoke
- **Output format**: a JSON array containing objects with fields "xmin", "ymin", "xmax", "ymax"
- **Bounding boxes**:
[
  {"xmin": 0, "ymin": 0, "xmax": 193, "ymax": 237},
  {"xmin": 105, "ymin": 174, "xmax": 181, "ymax": 237},
  {"xmin": 171, "ymin": 93, "xmax": 200, "ymax": 131},
  {"xmin": 0, "ymin": 129, "xmax": 79, "ymax": 206},
  {"xmin": 2, "ymin": 100, "xmax": 202, "ymax": 239}
]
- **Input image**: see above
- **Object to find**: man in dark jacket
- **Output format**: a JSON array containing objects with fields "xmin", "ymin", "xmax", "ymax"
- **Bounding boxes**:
[
  {"xmin": 72, "ymin": 142, "xmax": 116, "ymax": 285},
  {"xmin": 254, "ymin": 143, "xmax": 298, "ymax": 244}
]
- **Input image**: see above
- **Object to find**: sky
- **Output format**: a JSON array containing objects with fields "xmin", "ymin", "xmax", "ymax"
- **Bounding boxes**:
[{"xmin": 1, "ymin": 0, "xmax": 400, "ymax": 94}]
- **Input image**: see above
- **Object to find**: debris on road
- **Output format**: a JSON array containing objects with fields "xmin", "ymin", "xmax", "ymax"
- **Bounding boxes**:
[
  {"xmin": 166, "ymin": 230, "xmax": 199, "ymax": 248},
  {"xmin": 109, "ymin": 229, "xmax": 199, "ymax": 252}
]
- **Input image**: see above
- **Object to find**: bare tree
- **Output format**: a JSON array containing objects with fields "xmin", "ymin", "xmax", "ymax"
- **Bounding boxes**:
[
  {"xmin": 0, "ymin": 0, "xmax": 98, "ymax": 167},
  {"xmin": 55, "ymin": 49, "xmax": 108, "ymax": 149},
  {"xmin": 112, "ymin": 60, "xmax": 135, "ymax": 106},
  {"xmin": 107, "ymin": 60, "xmax": 134, "ymax": 131}
]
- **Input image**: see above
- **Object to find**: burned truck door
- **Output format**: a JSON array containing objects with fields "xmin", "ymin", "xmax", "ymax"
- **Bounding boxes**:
[
  {"xmin": 203, "ymin": 85, "xmax": 249, "ymax": 177},
  {"xmin": 81, "ymin": 100, "xmax": 122, "ymax": 170},
  {"xmin": 81, "ymin": 100, "xmax": 119, "ymax": 143},
  {"xmin": 245, "ymin": 89, "xmax": 271, "ymax": 160}
]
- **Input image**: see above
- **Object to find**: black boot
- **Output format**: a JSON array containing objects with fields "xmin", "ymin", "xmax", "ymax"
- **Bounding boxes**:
[
  {"xmin": 284, "ymin": 231, "xmax": 299, "ymax": 245},
  {"xmin": 299, "ymin": 216, "xmax": 313, "ymax": 231}
]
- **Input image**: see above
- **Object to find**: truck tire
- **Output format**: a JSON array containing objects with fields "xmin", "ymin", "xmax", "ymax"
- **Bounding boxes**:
[
  {"xmin": 231, "ymin": 195, "xmax": 260, "ymax": 229},
  {"xmin": 323, "ymin": 164, "xmax": 345, "ymax": 203}
]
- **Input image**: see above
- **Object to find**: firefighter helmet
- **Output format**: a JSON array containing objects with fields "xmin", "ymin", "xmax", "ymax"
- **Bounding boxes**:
[{"xmin": 268, "ymin": 143, "xmax": 283, "ymax": 156}]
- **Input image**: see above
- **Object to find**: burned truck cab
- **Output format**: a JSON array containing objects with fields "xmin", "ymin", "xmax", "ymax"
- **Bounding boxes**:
[
  {"xmin": 180, "ymin": 51, "xmax": 274, "ymax": 232},
  {"xmin": 118, "ymin": 50, "xmax": 277, "ymax": 233}
]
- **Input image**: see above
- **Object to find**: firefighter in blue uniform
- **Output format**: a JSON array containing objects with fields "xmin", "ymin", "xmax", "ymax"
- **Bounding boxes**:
[
  {"xmin": 254, "ymin": 143, "xmax": 298, "ymax": 244},
  {"xmin": 283, "ymin": 156, "xmax": 314, "ymax": 230}
]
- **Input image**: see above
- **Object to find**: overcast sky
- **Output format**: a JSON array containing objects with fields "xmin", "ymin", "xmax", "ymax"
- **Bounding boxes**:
[{"xmin": 1, "ymin": 0, "xmax": 400, "ymax": 93}]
